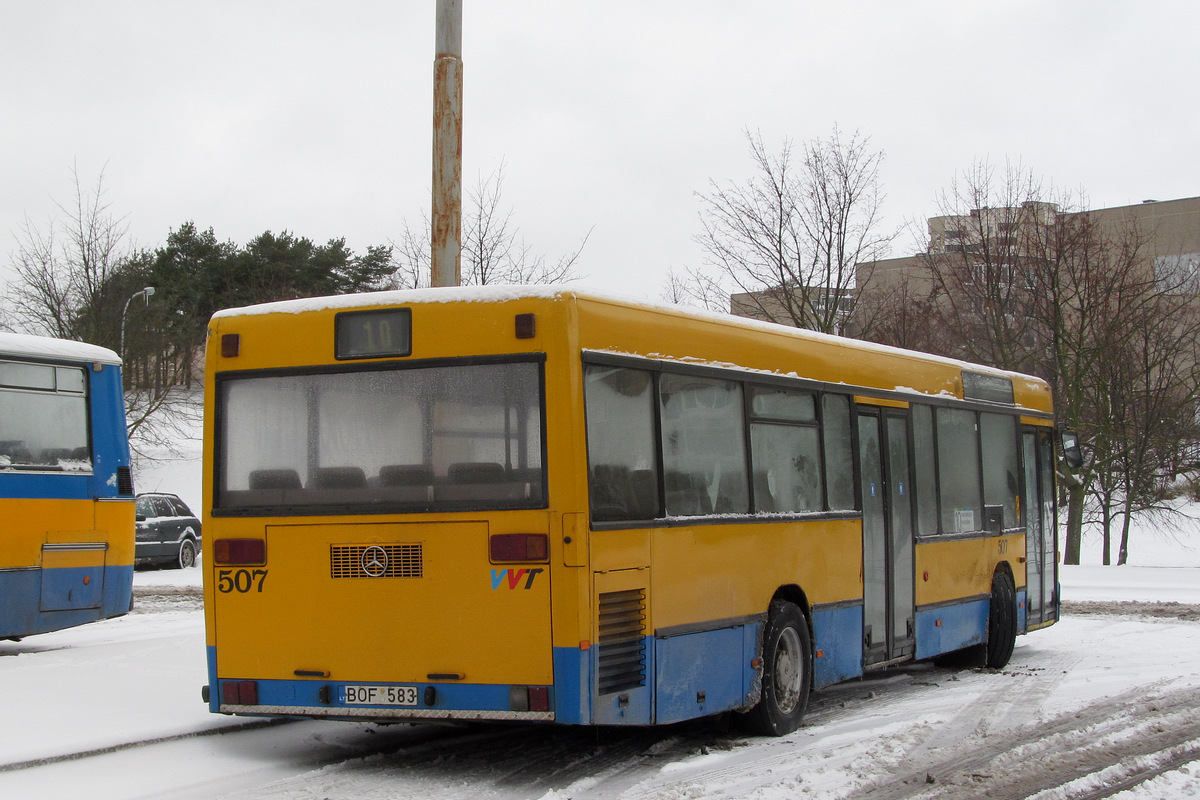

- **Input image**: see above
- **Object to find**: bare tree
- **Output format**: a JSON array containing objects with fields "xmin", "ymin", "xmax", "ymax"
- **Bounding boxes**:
[
  {"xmin": 390, "ymin": 163, "xmax": 590, "ymax": 288},
  {"xmin": 690, "ymin": 127, "xmax": 894, "ymax": 334},
  {"xmin": 908, "ymin": 159, "xmax": 1200, "ymax": 565},
  {"xmin": 661, "ymin": 265, "xmax": 728, "ymax": 313},
  {"xmin": 4, "ymin": 166, "xmax": 198, "ymax": 460},
  {"xmin": 8, "ymin": 164, "xmax": 132, "ymax": 343}
]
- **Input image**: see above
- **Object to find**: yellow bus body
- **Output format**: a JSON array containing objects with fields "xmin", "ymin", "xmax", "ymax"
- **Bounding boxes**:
[{"xmin": 202, "ymin": 288, "xmax": 1058, "ymax": 727}]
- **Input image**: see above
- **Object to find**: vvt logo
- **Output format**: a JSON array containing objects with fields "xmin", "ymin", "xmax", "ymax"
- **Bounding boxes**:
[{"xmin": 491, "ymin": 568, "xmax": 545, "ymax": 590}]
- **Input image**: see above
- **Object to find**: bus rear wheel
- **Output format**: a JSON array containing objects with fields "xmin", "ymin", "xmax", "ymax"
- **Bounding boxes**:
[
  {"xmin": 985, "ymin": 569, "xmax": 1017, "ymax": 669},
  {"xmin": 743, "ymin": 601, "xmax": 811, "ymax": 736}
]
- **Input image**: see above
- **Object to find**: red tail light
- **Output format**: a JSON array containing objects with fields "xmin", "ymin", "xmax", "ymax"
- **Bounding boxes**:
[
  {"xmin": 213, "ymin": 538, "xmax": 266, "ymax": 565},
  {"xmin": 222, "ymin": 680, "xmax": 258, "ymax": 705},
  {"xmin": 528, "ymin": 685, "xmax": 550, "ymax": 712},
  {"xmin": 490, "ymin": 533, "xmax": 548, "ymax": 562}
]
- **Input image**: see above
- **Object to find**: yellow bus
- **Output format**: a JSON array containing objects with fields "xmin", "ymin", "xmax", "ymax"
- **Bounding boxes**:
[{"xmin": 201, "ymin": 287, "xmax": 1061, "ymax": 735}]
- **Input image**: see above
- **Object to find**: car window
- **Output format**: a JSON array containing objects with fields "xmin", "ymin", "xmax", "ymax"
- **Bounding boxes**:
[
  {"xmin": 152, "ymin": 497, "xmax": 175, "ymax": 517},
  {"xmin": 136, "ymin": 497, "xmax": 155, "ymax": 518},
  {"xmin": 170, "ymin": 498, "xmax": 193, "ymax": 517}
]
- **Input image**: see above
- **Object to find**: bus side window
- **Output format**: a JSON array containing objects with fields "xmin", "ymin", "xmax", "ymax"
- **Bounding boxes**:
[
  {"xmin": 980, "ymin": 413, "xmax": 1019, "ymax": 530},
  {"xmin": 659, "ymin": 374, "xmax": 748, "ymax": 517},
  {"xmin": 936, "ymin": 408, "xmax": 982, "ymax": 533},
  {"xmin": 911, "ymin": 404, "xmax": 939, "ymax": 535},
  {"xmin": 584, "ymin": 366, "xmax": 661, "ymax": 522},
  {"xmin": 821, "ymin": 394, "xmax": 855, "ymax": 511}
]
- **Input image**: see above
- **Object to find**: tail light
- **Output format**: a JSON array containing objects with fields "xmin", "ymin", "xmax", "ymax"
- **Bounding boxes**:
[
  {"xmin": 222, "ymin": 680, "xmax": 258, "ymax": 705},
  {"xmin": 508, "ymin": 685, "xmax": 551, "ymax": 712},
  {"xmin": 490, "ymin": 533, "xmax": 548, "ymax": 562},
  {"xmin": 213, "ymin": 538, "xmax": 266, "ymax": 565}
]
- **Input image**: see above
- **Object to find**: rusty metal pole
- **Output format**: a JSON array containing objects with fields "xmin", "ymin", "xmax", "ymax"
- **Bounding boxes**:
[{"xmin": 431, "ymin": 0, "xmax": 463, "ymax": 287}]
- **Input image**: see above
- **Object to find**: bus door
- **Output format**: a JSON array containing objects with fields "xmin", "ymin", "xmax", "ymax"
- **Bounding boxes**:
[
  {"xmin": 857, "ymin": 408, "xmax": 915, "ymax": 667},
  {"xmin": 1022, "ymin": 428, "xmax": 1058, "ymax": 626}
]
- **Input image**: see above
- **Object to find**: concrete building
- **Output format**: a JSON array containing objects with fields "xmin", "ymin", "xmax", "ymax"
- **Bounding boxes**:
[{"xmin": 857, "ymin": 195, "xmax": 1200, "ymax": 305}]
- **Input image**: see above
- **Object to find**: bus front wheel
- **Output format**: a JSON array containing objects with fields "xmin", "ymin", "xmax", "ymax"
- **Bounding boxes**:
[
  {"xmin": 743, "ymin": 600, "xmax": 811, "ymax": 736},
  {"xmin": 985, "ymin": 569, "xmax": 1017, "ymax": 669}
]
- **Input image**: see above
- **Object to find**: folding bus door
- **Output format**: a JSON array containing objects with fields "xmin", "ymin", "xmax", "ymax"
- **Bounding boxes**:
[
  {"xmin": 1023, "ymin": 428, "xmax": 1059, "ymax": 625},
  {"xmin": 858, "ymin": 408, "xmax": 915, "ymax": 668}
]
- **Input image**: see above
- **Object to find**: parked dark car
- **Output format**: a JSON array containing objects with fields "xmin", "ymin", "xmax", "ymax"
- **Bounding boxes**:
[{"xmin": 135, "ymin": 493, "xmax": 202, "ymax": 569}]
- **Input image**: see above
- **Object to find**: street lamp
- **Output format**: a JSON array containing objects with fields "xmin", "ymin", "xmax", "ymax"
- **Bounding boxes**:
[{"xmin": 120, "ymin": 286, "xmax": 155, "ymax": 360}]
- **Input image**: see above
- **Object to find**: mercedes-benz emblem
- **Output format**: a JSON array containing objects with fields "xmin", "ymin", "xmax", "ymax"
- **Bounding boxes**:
[{"xmin": 360, "ymin": 545, "xmax": 389, "ymax": 578}]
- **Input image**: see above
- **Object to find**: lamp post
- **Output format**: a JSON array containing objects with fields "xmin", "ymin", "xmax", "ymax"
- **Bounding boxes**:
[
  {"xmin": 120, "ymin": 286, "xmax": 155, "ymax": 361},
  {"xmin": 431, "ymin": 0, "xmax": 462, "ymax": 287}
]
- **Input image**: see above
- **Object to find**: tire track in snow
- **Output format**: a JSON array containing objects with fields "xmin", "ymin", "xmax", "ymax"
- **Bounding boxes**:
[
  {"xmin": 0, "ymin": 718, "xmax": 290, "ymax": 774},
  {"xmin": 849, "ymin": 683, "xmax": 1200, "ymax": 800}
]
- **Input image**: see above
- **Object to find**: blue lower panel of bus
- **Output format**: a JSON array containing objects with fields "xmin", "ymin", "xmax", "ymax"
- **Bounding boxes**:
[
  {"xmin": 588, "ymin": 623, "xmax": 762, "ymax": 726},
  {"xmin": 552, "ymin": 645, "xmax": 590, "ymax": 724},
  {"xmin": 654, "ymin": 625, "xmax": 759, "ymax": 724},
  {"xmin": 0, "ymin": 564, "xmax": 133, "ymax": 639},
  {"xmin": 914, "ymin": 599, "xmax": 989, "ymax": 660},
  {"xmin": 1017, "ymin": 588, "xmax": 1028, "ymax": 633},
  {"xmin": 811, "ymin": 603, "xmax": 865, "ymax": 687}
]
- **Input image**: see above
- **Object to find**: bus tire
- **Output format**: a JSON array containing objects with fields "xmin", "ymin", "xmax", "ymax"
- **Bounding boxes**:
[
  {"xmin": 178, "ymin": 539, "xmax": 197, "ymax": 570},
  {"xmin": 985, "ymin": 568, "xmax": 1017, "ymax": 669},
  {"xmin": 744, "ymin": 601, "xmax": 811, "ymax": 736}
]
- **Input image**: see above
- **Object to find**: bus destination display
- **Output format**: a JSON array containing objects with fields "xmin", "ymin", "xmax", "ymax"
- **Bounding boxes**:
[{"xmin": 335, "ymin": 309, "xmax": 412, "ymax": 359}]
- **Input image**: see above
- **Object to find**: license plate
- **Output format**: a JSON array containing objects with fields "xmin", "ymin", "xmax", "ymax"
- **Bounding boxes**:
[{"xmin": 343, "ymin": 684, "xmax": 419, "ymax": 706}]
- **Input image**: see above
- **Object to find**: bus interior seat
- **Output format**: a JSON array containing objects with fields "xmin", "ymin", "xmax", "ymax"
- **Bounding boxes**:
[
  {"xmin": 627, "ymin": 469, "xmax": 659, "ymax": 519},
  {"xmin": 310, "ymin": 466, "xmax": 367, "ymax": 489},
  {"xmin": 249, "ymin": 469, "xmax": 302, "ymax": 491},
  {"xmin": 664, "ymin": 471, "xmax": 712, "ymax": 516},
  {"xmin": 589, "ymin": 464, "xmax": 629, "ymax": 520},
  {"xmin": 379, "ymin": 464, "xmax": 436, "ymax": 502},
  {"xmin": 41, "ymin": 448, "xmax": 72, "ymax": 463},
  {"xmin": 379, "ymin": 464, "xmax": 435, "ymax": 487},
  {"xmin": 447, "ymin": 462, "xmax": 506, "ymax": 484},
  {"xmin": 440, "ymin": 462, "xmax": 517, "ymax": 501}
]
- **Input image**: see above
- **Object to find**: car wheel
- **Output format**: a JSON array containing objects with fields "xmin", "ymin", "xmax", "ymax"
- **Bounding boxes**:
[{"xmin": 178, "ymin": 539, "xmax": 197, "ymax": 570}]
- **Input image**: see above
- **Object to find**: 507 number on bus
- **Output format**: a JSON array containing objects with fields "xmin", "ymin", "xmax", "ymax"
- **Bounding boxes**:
[{"xmin": 217, "ymin": 569, "xmax": 268, "ymax": 593}]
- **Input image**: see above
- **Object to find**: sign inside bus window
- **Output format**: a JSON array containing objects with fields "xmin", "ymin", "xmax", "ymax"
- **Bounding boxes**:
[{"xmin": 335, "ymin": 308, "xmax": 412, "ymax": 359}]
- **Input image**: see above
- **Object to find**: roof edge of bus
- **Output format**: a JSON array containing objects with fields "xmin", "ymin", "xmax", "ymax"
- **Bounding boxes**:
[
  {"xmin": 210, "ymin": 284, "xmax": 574, "ymax": 320},
  {"xmin": 0, "ymin": 331, "xmax": 121, "ymax": 365},
  {"xmin": 207, "ymin": 284, "xmax": 1048, "ymax": 390}
]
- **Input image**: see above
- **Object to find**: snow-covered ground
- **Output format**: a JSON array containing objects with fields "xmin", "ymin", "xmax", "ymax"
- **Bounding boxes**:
[
  {"xmin": 4, "ymin": 562, "xmax": 1199, "ymax": 800},
  {"xmin": 4, "ymin": 439, "xmax": 1200, "ymax": 798}
]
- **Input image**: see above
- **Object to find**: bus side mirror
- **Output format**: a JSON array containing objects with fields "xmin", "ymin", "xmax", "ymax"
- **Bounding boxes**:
[{"xmin": 1060, "ymin": 430, "xmax": 1083, "ymax": 470}]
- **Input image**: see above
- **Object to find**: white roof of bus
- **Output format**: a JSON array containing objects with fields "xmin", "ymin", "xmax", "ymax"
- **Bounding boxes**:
[
  {"xmin": 211, "ymin": 285, "xmax": 1045, "ymax": 389},
  {"xmin": 211, "ymin": 284, "xmax": 565, "ymax": 318},
  {"xmin": 0, "ymin": 331, "xmax": 121, "ymax": 365}
]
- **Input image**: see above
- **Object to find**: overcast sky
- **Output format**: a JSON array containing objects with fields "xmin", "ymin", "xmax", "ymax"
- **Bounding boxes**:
[{"xmin": 2, "ymin": 1, "xmax": 1198, "ymax": 305}]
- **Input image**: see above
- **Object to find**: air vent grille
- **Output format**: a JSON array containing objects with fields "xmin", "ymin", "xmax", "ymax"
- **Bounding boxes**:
[
  {"xmin": 330, "ymin": 544, "xmax": 423, "ymax": 579},
  {"xmin": 116, "ymin": 466, "xmax": 134, "ymax": 496},
  {"xmin": 597, "ymin": 588, "xmax": 647, "ymax": 694}
]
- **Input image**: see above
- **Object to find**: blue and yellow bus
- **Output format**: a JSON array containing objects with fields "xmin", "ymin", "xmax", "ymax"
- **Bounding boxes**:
[
  {"xmin": 0, "ymin": 333, "xmax": 135, "ymax": 639},
  {"xmin": 201, "ymin": 288, "xmax": 1061, "ymax": 735}
]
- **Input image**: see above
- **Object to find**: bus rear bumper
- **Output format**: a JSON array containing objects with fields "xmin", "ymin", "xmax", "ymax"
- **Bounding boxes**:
[{"xmin": 217, "ymin": 702, "xmax": 554, "ymax": 723}]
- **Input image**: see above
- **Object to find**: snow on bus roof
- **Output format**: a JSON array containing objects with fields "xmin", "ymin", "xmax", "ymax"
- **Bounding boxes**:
[
  {"xmin": 0, "ymin": 331, "xmax": 120, "ymax": 365},
  {"xmin": 211, "ymin": 285, "xmax": 1046, "ymax": 388},
  {"xmin": 211, "ymin": 284, "xmax": 568, "ymax": 319}
]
